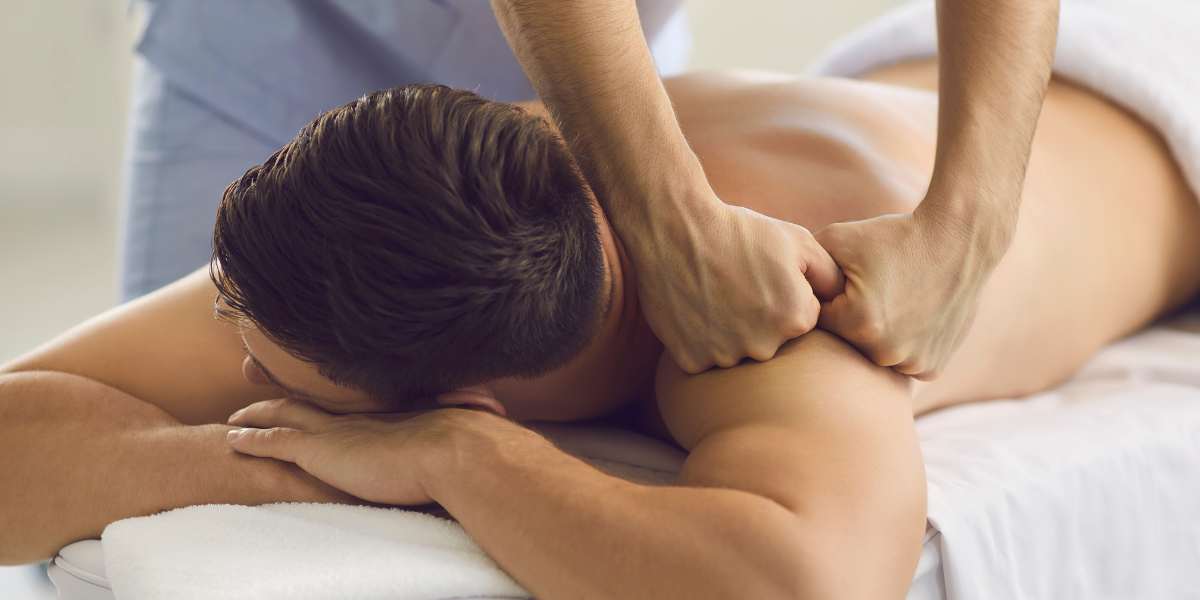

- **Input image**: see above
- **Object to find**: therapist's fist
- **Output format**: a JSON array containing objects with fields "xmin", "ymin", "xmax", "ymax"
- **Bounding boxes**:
[
  {"xmin": 634, "ymin": 203, "xmax": 843, "ymax": 373},
  {"xmin": 814, "ymin": 211, "xmax": 997, "ymax": 380}
]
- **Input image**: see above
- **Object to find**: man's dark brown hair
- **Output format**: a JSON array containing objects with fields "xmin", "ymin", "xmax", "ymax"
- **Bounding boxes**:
[{"xmin": 211, "ymin": 84, "xmax": 606, "ymax": 403}]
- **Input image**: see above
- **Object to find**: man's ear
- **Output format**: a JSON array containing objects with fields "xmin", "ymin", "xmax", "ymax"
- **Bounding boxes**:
[{"xmin": 435, "ymin": 385, "xmax": 507, "ymax": 417}]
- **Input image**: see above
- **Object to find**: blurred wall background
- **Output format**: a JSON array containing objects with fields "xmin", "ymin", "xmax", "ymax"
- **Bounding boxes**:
[{"xmin": 0, "ymin": 0, "xmax": 901, "ymax": 365}]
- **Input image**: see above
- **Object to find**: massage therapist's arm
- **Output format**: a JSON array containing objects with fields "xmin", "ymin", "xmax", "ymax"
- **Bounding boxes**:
[
  {"xmin": 490, "ymin": 1, "xmax": 841, "ymax": 374},
  {"xmin": 227, "ymin": 331, "xmax": 926, "ymax": 598},
  {"xmin": 817, "ymin": 0, "xmax": 1060, "ymax": 378}
]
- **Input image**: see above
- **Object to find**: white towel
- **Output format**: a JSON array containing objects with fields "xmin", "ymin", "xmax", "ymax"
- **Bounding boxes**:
[
  {"xmin": 811, "ymin": 0, "xmax": 1200, "ymax": 200},
  {"xmin": 101, "ymin": 425, "xmax": 685, "ymax": 600},
  {"xmin": 103, "ymin": 503, "xmax": 525, "ymax": 600}
]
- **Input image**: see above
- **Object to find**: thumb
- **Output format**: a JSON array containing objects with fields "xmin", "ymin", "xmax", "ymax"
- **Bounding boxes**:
[
  {"xmin": 816, "ymin": 292, "xmax": 853, "ymax": 336},
  {"xmin": 801, "ymin": 230, "xmax": 845, "ymax": 301}
]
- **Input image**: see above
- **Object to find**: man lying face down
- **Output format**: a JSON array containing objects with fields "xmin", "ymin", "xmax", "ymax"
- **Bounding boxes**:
[
  {"xmin": 210, "ymin": 69, "xmax": 1200, "ymax": 599},
  {"xmin": 211, "ymin": 84, "xmax": 928, "ymax": 598},
  {"xmin": 4, "ymin": 63, "xmax": 1199, "ymax": 597}
]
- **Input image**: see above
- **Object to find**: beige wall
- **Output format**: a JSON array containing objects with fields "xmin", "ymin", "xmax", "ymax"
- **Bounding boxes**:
[
  {"xmin": 687, "ymin": 0, "xmax": 903, "ymax": 73},
  {"xmin": 0, "ymin": 1, "xmax": 138, "ymax": 212},
  {"xmin": 0, "ymin": 1, "xmax": 902, "ymax": 364}
]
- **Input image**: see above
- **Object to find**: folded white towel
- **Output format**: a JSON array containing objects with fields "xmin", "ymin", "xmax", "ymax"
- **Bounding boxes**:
[
  {"xmin": 810, "ymin": 0, "xmax": 1200, "ymax": 200},
  {"xmin": 103, "ymin": 503, "xmax": 525, "ymax": 600},
  {"xmin": 101, "ymin": 424, "xmax": 685, "ymax": 600}
]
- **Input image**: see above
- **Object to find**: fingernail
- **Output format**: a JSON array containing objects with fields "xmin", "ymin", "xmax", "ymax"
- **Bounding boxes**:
[
  {"xmin": 227, "ymin": 409, "xmax": 245, "ymax": 424},
  {"xmin": 226, "ymin": 428, "xmax": 247, "ymax": 441}
]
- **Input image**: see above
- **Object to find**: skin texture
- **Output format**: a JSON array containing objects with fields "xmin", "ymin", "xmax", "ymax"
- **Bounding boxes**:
[
  {"xmin": 3, "ymin": 63, "xmax": 1200, "ymax": 596},
  {"xmin": 490, "ymin": 0, "xmax": 1060, "ymax": 377}
]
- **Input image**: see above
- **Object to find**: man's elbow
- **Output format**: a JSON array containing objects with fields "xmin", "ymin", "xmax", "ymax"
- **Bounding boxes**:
[
  {"xmin": 710, "ymin": 496, "xmax": 925, "ymax": 600},
  {"xmin": 791, "ymin": 496, "xmax": 927, "ymax": 599}
]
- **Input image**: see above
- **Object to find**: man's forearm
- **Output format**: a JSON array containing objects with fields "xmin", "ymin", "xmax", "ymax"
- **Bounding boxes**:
[
  {"xmin": 924, "ymin": 0, "xmax": 1059, "ymax": 248},
  {"xmin": 0, "ymin": 371, "xmax": 345, "ymax": 564},
  {"xmin": 491, "ymin": 0, "xmax": 710, "ymax": 233},
  {"xmin": 428, "ymin": 428, "xmax": 848, "ymax": 600}
]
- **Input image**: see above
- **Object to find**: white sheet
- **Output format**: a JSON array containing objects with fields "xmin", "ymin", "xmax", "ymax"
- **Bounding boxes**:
[
  {"xmin": 810, "ymin": 0, "xmax": 1200, "ymax": 202},
  {"xmin": 911, "ymin": 318, "xmax": 1200, "ymax": 599}
]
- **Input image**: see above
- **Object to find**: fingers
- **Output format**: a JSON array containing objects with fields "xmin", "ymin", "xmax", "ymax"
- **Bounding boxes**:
[
  {"xmin": 668, "ymin": 340, "xmax": 742, "ymax": 373},
  {"xmin": 662, "ymin": 333, "xmax": 708, "ymax": 374},
  {"xmin": 228, "ymin": 397, "xmax": 333, "ymax": 431},
  {"xmin": 816, "ymin": 293, "xmax": 849, "ymax": 338},
  {"xmin": 226, "ymin": 426, "xmax": 309, "ymax": 464},
  {"xmin": 894, "ymin": 360, "xmax": 937, "ymax": 380},
  {"xmin": 799, "ymin": 228, "xmax": 845, "ymax": 301},
  {"xmin": 667, "ymin": 281, "xmax": 823, "ymax": 372},
  {"xmin": 818, "ymin": 295, "xmax": 906, "ymax": 368}
]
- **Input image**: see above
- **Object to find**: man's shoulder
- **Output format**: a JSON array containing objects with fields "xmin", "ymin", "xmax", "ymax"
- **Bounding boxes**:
[
  {"xmin": 1, "ymin": 267, "xmax": 270, "ymax": 424},
  {"xmin": 652, "ymin": 330, "xmax": 911, "ymax": 450}
]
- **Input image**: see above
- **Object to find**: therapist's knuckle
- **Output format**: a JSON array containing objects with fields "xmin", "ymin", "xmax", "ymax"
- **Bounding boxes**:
[
  {"xmin": 782, "ymin": 304, "xmax": 819, "ymax": 336},
  {"xmin": 746, "ymin": 343, "xmax": 780, "ymax": 363},
  {"xmin": 895, "ymin": 360, "xmax": 923, "ymax": 376},
  {"xmin": 672, "ymin": 350, "xmax": 705, "ymax": 374},
  {"xmin": 852, "ymin": 313, "xmax": 889, "ymax": 346},
  {"xmin": 796, "ymin": 226, "xmax": 821, "ymax": 250},
  {"xmin": 814, "ymin": 223, "xmax": 844, "ymax": 249},
  {"xmin": 712, "ymin": 352, "xmax": 741, "ymax": 369},
  {"xmin": 869, "ymin": 345, "xmax": 905, "ymax": 368}
]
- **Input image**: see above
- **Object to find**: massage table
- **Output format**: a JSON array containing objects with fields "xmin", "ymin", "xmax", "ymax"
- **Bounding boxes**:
[{"xmin": 46, "ymin": 313, "xmax": 1200, "ymax": 599}]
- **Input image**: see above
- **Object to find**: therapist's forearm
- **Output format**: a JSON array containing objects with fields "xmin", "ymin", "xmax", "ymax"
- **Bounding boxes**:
[
  {"xmin": 491, "ymin": 0, "xmax": 712, "ymax": 235},
  {"xmin": 0, "ymin": 371, "xmax": 346, "ymax": 564},
  {"xmin": 923, "ymin": 0, "xmax": 1059, "ymax": 252}
]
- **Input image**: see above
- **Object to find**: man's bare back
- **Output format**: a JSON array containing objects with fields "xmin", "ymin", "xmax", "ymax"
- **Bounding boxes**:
[
  {"xmin": 654, "ymin": 61, "xmax": 1200, "ymax": 414},
  {"xmin": 512, "ymin": 59, "xmax": 1200, "ymax": 432}
]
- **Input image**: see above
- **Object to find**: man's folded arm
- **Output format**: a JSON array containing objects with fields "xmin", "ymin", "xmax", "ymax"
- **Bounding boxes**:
[
  {"xmin": 0, "ymin": 370, "xmax": 349, "ymax": 565},
  {"xmin": 0, "ymin": 266, "xmax": 278, "ymax": 426},
  {"xmin": 428, "ymin": 330, "xmax": 927, "ymax": 599}
]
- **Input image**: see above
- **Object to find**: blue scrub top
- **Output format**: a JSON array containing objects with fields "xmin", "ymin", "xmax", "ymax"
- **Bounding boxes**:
[{"xmin": 134, "ymin": 0, "xmax": 691, "ymax": 145}]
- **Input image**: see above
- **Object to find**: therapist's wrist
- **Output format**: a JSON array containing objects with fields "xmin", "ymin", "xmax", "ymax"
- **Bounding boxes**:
[
  {"xmin": 607, "ymin": 166, "xmax": 725, "ymax": 254},
  {"xmin": 922, "ymin": 128, "xmax": 1030, "ymax": 234},
  {"xmin": 915, "ymin": 176, "xmax": 1020, "ymax": 264}
]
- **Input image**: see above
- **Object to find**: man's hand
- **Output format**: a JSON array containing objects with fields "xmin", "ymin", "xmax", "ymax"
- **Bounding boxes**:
[
  {"xmin": 636, "ymin": 202, "xmax": 843, "ymax": 373},
  {"xmin": 226, "ymin": 399, "xmax": 520, "ymax": 506},
  {"xmin": 815, "ymin": 210, "xmax": 1003, "ymax": 379}
]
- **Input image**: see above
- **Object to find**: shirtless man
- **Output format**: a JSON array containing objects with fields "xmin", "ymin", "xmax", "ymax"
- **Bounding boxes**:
[{"xmin": 3, "ymin": 60, "xmax": 1198, "ymax": 598}]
